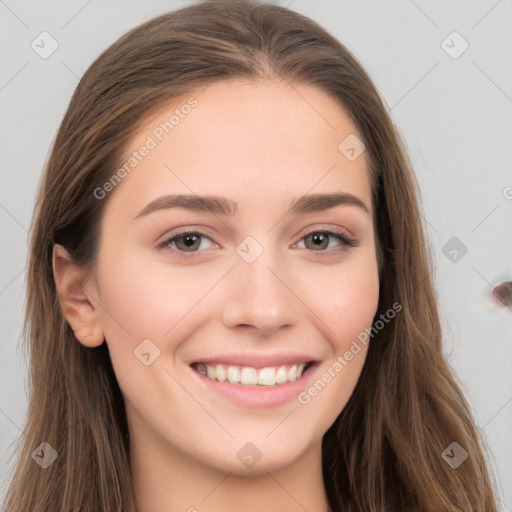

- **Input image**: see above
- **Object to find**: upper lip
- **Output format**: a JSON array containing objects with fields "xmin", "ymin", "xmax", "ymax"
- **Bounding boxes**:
[{"xmin": 190, "ymin": 353, "xmax": 318, "ymax": 369}]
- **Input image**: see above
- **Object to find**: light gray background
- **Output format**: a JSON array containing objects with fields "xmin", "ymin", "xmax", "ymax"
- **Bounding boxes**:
[{"xmin": 1, "ymin": 0, "xmax": 511, "ymax": 509}]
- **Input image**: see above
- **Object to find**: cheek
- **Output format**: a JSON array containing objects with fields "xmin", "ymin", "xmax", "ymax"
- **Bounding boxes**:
[
  {"xmin": 295, "ymin": 261, "xmax": 378, "ymax": 425},
  {"xmin": 93, "ymin": 251, "xmax": 193, "ymax": 363},
  {"xmin": 94, "ymin": 251, "xmax": 223, "ymax": 356},
  {"xmin": 333, "ymin": 273, "xmax": 379, "ymax": 350},
  {"xmin": 305, "ymin": 253, "xmax": 380, "ymax": 351}
]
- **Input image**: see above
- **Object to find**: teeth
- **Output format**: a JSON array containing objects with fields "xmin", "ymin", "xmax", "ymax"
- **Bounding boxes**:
[
  {"xmin": 240, "ymin": 367, "xmax": 258, "ymax": 385},
  {"xmin": 258, "ymin": 367, "xmax": 276, "ymax": 386},
  {"xmin": 275, "ymin": 366, "xmax": 288, "ymax": 384},
  {"xmin": 206, "ymin": 365, "xmax": 216, "ymax": 380},
  {"xmin": 227, "ymin": 366, "xmax": 240, "ymax": 384},
  {"xmin": 195, "ymin": 362, "xmax": 309, "ymax": 386},
  {"xmin": 216, "ymin": 365, "xmax": 227, "ymax": 382}
]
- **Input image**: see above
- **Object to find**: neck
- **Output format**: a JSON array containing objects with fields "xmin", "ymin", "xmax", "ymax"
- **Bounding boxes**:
[{"xmin": 129, "ymin": 424, "xmax": 330, "ymax": 512}]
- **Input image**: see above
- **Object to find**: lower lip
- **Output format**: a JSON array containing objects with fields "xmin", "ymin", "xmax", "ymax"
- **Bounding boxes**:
[{"xmin": 191, "ymin": 365, "xmax": 317, "ymax": 409}]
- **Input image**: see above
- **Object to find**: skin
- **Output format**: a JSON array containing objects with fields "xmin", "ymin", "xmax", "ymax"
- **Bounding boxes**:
[{"xmin": 53, "ymin": 79, "xmax": 380, "ymax": 512}]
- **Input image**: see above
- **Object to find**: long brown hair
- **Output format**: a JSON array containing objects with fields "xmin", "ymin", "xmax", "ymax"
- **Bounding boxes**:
[{"xmin": 2, "ymin": 1, "xmax": 500, "ymax": 510}]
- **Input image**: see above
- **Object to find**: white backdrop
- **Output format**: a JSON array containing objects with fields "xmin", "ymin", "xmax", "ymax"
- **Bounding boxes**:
[{"xmin": 1, "ymin": 0, "xmax": 511, "ymax": 509}]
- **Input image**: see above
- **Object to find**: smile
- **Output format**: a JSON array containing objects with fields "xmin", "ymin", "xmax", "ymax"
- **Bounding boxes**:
[{"xmin": 192, "ymin": 362, "xmax": 313, "ymax": 386}]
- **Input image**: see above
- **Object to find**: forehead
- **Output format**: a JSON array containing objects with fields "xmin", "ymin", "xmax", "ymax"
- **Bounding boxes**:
[{"xmin": 106, "ymin": 79, "xmax": 372, "ymax": 218}]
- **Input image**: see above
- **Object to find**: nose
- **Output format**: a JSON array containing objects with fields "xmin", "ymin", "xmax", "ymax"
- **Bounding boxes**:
[{"xmin": 221, "ymin": 246, "xmax": 300, "ymax": 337}]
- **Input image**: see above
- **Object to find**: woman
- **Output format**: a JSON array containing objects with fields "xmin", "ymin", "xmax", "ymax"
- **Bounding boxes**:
[{"xmin": 1, "ymin": 1, "xmax": 500, "ymax": 511}]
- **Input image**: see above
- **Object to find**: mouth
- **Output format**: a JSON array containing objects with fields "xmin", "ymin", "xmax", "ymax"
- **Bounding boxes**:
[{"xmin": 191, "ymin": 361, "xmax": 315, "ymax": 387}]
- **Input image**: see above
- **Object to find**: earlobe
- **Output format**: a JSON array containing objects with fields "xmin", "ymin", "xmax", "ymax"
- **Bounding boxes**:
[
  {"xmin": 72, "ymin": 324, "xmax": 105, "ymax": 347},
  {"xmin": 52, "ymin": 244, "xmax": 105, "ymax": 348}
]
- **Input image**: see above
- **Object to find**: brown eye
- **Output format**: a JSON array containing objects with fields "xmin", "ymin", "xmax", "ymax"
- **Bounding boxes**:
[
  {"xmin": 304, "ymin": 232, "xmax": 330, "ymax": 250},
  {"xmin": 174, "ymin": 233, "xmax": 202, "ymax": 252},
  {"xmin": 160, "ymin": 231, "xmax": 214, "ymax": 253},
  {"xmin": 299, "ymin": 230, "xmax": 356, "ymax": 252}
]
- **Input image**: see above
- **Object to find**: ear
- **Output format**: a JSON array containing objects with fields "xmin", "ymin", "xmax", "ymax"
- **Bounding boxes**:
[{"xmin": 52, "ymin": 244, "xmax": 105, "ymax": 348}]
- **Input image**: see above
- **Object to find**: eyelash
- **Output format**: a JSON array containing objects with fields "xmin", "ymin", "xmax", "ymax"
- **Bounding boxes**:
[{"xmin": 157, "ymin": 227, "xmax": 357, "ymax": 257}]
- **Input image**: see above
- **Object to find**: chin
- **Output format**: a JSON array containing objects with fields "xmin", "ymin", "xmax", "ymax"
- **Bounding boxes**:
[{"xmin": 196, "ymin": 431, "xmax": 320, "ymax": 476}]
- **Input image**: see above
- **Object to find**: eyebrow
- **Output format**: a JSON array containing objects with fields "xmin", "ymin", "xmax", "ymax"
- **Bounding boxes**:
[{"xmin": 132, "ymin": 192, "xmax": 369, "ymax": 221}]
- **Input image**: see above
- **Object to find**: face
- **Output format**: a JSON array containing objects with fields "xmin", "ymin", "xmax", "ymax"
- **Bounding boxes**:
[{"xmin": 82, "ymin": 80, "xmax": 379, "ymax": 474}]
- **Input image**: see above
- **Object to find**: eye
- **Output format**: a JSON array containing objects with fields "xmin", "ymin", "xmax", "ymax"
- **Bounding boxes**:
[
  {"xmin": 158, "ymin": 230, "xmax": 216, "ymax": 254},
  {"xmin": 295, "ymin": 229, "xmax": 356, "ymax": 252},
  {"xmin": 157, "ymin": 228, "xmax": 357, "ymax": 256}
]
